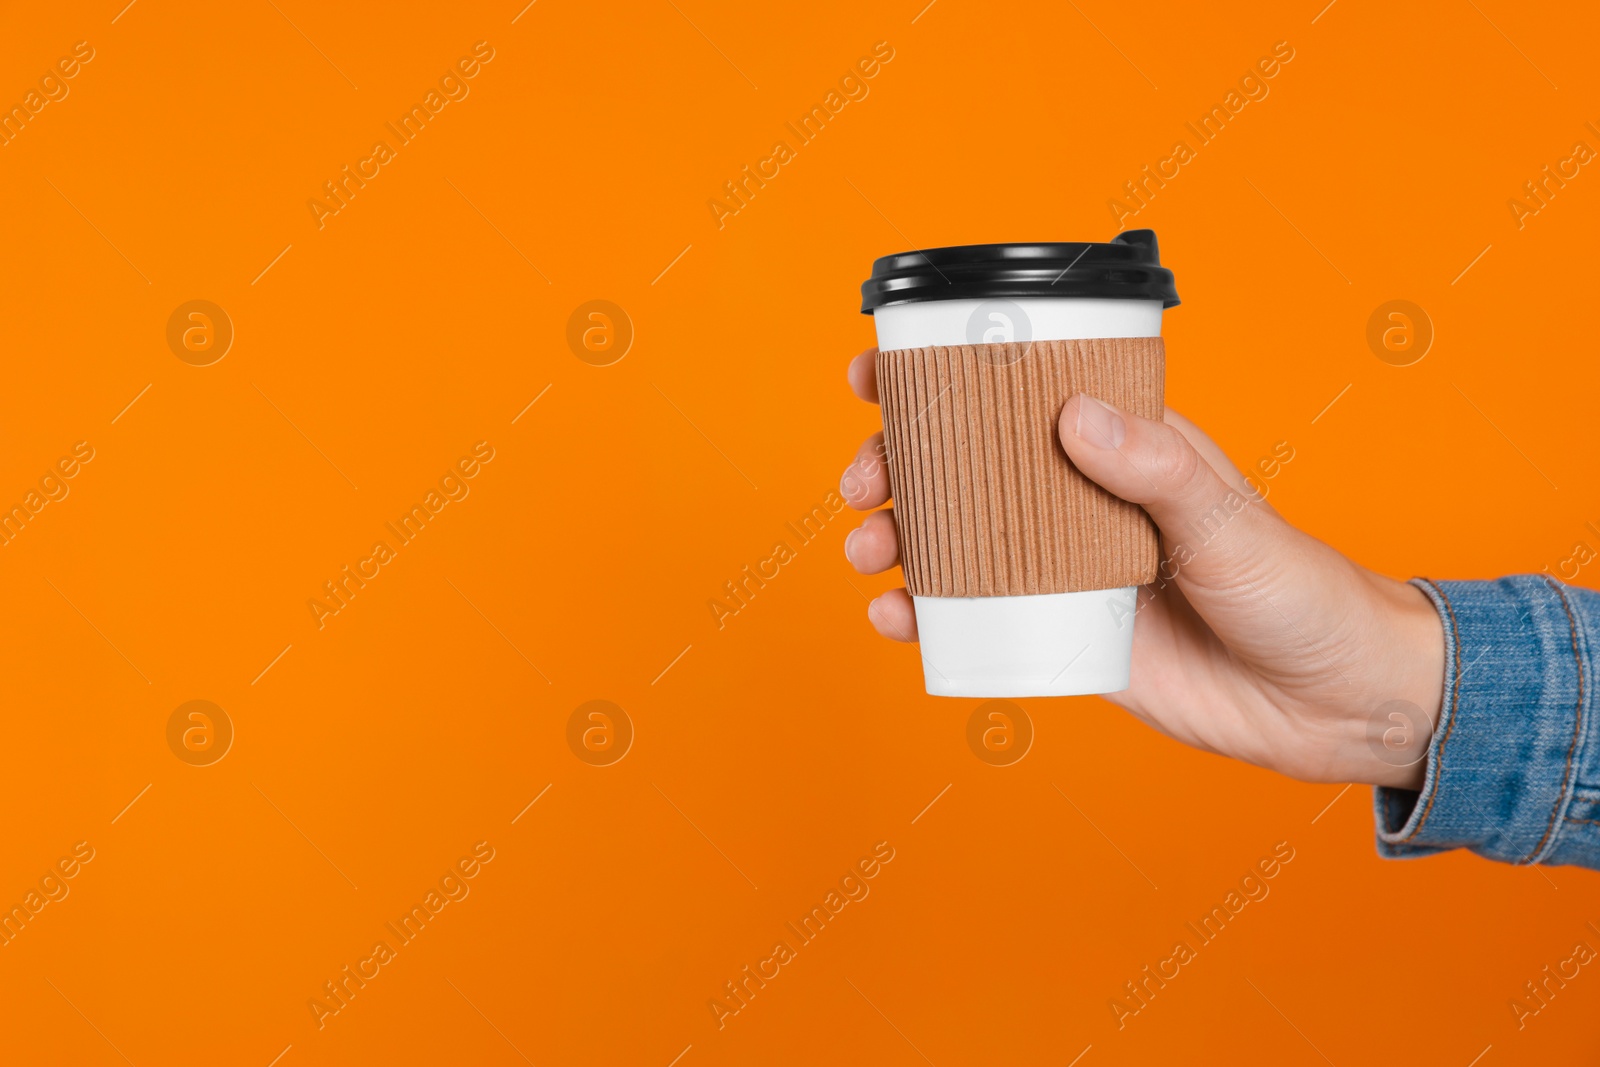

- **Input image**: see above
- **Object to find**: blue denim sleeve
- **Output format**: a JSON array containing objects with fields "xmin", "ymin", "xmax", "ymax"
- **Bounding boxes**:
[{"xmin": 1375, "ymin": 576, "xmax": 1600, "ymax": 869}]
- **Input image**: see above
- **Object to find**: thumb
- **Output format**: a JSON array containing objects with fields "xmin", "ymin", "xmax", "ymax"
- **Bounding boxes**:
[{"xmin": 1058, "ymin": 394, "xmax": 1282, "ymax": 591}]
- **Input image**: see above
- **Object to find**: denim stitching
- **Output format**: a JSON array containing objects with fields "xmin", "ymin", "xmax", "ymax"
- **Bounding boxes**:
[
  {"xmin": 1400, "ymin": 578, "xmax": 1461, "ymax": 843},
  {"xmin": 1525, "ymin": 577, "xmax": 1586, "ymax": 863},
  {"xmin": 1563, "ymin": 816, "xmax": 1600, "ymax": 828}
]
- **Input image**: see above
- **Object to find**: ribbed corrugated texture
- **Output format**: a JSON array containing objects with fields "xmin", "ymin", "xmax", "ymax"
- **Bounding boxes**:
[{"xmin": 875, "ymin": 338, "xmax": 1164, "ymax": 598}]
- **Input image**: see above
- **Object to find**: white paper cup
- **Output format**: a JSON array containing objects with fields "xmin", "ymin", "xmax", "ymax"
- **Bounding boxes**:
[{"xmin": 859, "ymin": 233, "xmax": 1178, "ymax": 698}]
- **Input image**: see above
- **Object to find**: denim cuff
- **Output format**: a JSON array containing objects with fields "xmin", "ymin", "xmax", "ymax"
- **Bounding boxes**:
[{"xmin": 1375, "ymin": 576, "xmax": 1597, "ymax": 867}]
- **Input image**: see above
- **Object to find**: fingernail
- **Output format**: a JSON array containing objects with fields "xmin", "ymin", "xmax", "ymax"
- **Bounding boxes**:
[
  {"xmin": 1073, "ymin": 395, "xmax": 1126, "ymax": 449},
  {"xmin": 844, "ymin": 528, "xmax": 862, "ymax": 564}
]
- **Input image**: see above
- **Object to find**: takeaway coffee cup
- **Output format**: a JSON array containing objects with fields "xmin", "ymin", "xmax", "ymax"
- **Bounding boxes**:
[{"xmin": 858, "ymin": 230, "xmax": 1179, "ymax": 698}]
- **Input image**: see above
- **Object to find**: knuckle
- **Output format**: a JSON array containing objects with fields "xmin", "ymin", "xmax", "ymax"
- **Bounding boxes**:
[{"xmin": 1148, "ymin": 432, "xmax": 1203, "ymax": 489}]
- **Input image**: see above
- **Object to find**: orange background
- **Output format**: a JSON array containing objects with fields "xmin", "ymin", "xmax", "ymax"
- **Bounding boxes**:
[{"xmin": 1, "ymin": 0, "xmax": 1597, "ymax": 1063}]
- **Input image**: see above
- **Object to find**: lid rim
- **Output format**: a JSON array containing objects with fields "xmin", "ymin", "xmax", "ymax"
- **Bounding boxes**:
[{"xmin": 859, "ymin": 230, "xmax": 1179, "ymax": 313}]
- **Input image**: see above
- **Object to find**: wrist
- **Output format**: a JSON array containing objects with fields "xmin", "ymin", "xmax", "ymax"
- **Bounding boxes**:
[{"xmin": 1354, "ymin": 576, "xmax": 1448, "ymax": 790}]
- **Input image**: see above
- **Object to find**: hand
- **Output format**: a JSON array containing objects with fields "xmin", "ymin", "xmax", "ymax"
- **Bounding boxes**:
[{"xmin": 840, "ymin": 348, "xmax": 1446, "ymax": 790}]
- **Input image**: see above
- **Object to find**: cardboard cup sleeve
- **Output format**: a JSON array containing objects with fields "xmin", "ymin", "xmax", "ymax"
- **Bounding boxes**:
[{"xmin": 875, "ymin": 337, "xmax": 1165, "ymax": 599}]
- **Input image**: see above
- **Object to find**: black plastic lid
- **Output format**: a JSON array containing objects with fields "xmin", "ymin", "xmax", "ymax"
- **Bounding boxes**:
[{"xmin": 859, "ymin": 229, "xmax": 1179, "ymax": 313}]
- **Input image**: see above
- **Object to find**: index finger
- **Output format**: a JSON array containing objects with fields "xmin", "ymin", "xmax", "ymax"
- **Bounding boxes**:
[
  {"xmin": 848, "ymin": 348, "xmax": 879, "ymax": 405},
  {"xmin": 1164, "ymin": 406, "xmax": 1281, "ymax": 518}
]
